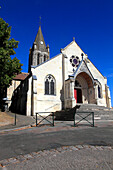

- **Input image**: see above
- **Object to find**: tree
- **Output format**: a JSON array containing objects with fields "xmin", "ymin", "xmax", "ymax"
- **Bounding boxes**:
[{"xmin": 0, "ymin": 18, "xmax": 23, "ymax": 108}]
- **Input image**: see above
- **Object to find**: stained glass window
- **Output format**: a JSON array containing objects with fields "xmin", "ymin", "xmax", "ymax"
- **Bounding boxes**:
[
  {"xmin": 73, "ymin": 59, "xmax": 77, "ymax": 65},
  {"xmin": 70, "ymin": 55, "xmax": 80, "ymax": 68},
  {"xmin": 45, "ymin": 79, "xmax": 49, "ymax": 94},
  {"xmin": 51, "ymin": 80, "xmax": 54, "ymax": 95},
  {"xmin": 45, "ymin": 75, "xmax": 55, "ymax": 95},
  {"xmin": 98, "ymin": 85, "xmax": 101, "ymax": 98}
]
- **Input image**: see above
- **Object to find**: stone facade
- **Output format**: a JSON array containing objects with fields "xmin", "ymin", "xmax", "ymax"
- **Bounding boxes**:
[{"xmin": 7, "ymin": 26, "xmax": 111, "ymax": 116}]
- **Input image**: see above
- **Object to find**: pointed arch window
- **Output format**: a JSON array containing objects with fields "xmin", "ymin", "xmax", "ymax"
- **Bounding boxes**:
[
  {"xmin": 37, "ymin": 53, "xmax": 40, "ymax": 65},
  {"xmin": 45, "ymin": 79, "xmax": 49, "ymax": 94},
  {"xmin": 44, "ymin": 55, "xmax": 46, "ymax": 62},
  {"xmin": 98, "ymin": 85, "xmax": 102, "ymax": 98},
  {"xmin": 45, "ymin": 75, "xmax": 56, "ymax": 95}
]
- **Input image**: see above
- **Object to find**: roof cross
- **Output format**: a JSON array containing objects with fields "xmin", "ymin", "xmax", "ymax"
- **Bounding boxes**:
[{"xmin": 39, "ymin": 16, "xmax": 41, "ymax": 26}]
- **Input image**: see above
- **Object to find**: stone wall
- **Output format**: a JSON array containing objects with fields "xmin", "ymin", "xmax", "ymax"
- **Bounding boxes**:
[
  {"xmin": 10, "ymin": 78, "xmax": 29, "ymax": 115},
  {"xmin": 7, "ymin": 80, "xmax": 21, "ymax": 108},
  {"xmin": 29, "ymin": 54, "xmax": 63, "ymax": 115}
]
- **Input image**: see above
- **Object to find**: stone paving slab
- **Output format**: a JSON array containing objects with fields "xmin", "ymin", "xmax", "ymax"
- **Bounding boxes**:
[{"xmin": 0, "ymin": 145, "xmax": 113, "ymax": 170}]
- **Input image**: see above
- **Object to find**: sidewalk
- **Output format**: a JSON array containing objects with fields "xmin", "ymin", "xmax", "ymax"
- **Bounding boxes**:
[
  {"xmin": 0, "ymin": 111, "xmax": 35, "ymax": 131},
  {"xmin": 0, "ymin": 111, "xmax": 113, "ymax": 133}
]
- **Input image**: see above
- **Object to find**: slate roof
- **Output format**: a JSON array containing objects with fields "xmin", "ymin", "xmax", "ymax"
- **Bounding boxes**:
[{"xmin": 34, "ymin": 26, "xmax": 47, "ymax": 52}]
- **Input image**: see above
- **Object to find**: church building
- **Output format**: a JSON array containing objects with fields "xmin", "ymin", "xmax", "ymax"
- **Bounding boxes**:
[{"xmin": 7, "ymin": 25, "xmax": 111, "ymax": 116}]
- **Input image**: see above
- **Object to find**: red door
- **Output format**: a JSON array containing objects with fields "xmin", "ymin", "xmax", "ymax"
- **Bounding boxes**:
[{"xmin": 74, "ymin": 89, "xmax": 77, "ymax": 102}]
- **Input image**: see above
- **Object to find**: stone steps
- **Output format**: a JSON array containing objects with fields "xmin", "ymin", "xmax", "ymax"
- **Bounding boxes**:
[{"xmin": 55, "ymin": 104, "xmax": 113, "ymax": 121}]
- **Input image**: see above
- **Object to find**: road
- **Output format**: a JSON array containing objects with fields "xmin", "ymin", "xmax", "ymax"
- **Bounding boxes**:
[{"xmin": 0, "ymin": 123, "xmax": 113, "ymax": 161}]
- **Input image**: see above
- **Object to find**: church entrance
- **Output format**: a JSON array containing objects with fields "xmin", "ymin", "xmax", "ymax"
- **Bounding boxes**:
[
  {"xmin": 75, "ymin": 72, "xmax": 94, "ymax": 104},
  {"xmin": 74, "ymin": 88, "xmax": 82, "ymax": 103},
  {"xmin": 74, "ymin": 80, "xmax": 83, "ymax": 103}
]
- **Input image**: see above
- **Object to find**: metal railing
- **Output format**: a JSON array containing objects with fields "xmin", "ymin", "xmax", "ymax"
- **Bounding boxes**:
[
  {"xmin": 74, "ymin": 111, "xmax": 94, "ymax": 127},
  {"xmin": 36, "ymin": 112, "xmax": 54, "ymax": 127}
]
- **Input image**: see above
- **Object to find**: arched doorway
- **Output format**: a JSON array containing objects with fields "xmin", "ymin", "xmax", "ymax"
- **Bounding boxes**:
[
  {"xmin": 74, "ymin": 72, "xmax": 94, "ymax": 104},
  {"xmin": 74, "ymin": 80, "xmax": 82, "ymax": 103}
]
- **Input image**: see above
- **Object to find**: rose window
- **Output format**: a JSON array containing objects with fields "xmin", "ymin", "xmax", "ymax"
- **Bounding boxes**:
[{"xmin": 70, "ymin": 55, "xmax": 80, "ymax": 67}]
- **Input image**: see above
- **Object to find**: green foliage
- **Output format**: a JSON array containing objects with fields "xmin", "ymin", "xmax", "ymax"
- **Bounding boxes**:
[{"xmin": 0, "ymin": 18, "xmax": 23, "ymax": 89}]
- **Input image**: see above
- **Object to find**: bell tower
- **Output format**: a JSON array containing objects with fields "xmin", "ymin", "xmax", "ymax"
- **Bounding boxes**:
[{"xmin": 28, "ymin": 25, "xmax": 50, "ymax": 72}]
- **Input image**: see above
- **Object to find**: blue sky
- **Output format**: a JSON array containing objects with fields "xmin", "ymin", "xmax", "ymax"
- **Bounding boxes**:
[{"xmin": 0, "ymin": 0, "xmax": 113, "ymax": 106}]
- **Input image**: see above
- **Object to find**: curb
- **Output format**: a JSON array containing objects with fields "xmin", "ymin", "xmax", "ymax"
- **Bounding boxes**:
[
  {"xmin": 0, "ymin": 120, "xmax": 113, "ymax": 133},
  {"xmin": 0, "ymin": 124, "xmax": 35, "ymax": 133}
]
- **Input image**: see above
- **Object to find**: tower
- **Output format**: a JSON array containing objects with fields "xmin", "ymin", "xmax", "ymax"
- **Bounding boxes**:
[{"xmin": 28, "ymin": 26, "xmax": 50, "ymax": 72}]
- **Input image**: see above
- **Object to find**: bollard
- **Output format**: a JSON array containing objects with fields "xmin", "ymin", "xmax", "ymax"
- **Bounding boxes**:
[
  {"xmin": 14, "ymin": 113, "xmax": 16, "ymax": 125},
  {"xmin": 52, "ymin": 112, "xmax": 54, "ymax": 126},
  {"xmin": 36, "ymin": 113, "xmax": 37, "ymax": 126}
]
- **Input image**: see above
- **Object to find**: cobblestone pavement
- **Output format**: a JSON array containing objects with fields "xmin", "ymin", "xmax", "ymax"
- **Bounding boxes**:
[{"xmin": 0, "ymin": 145, "xmax": 113, "ymax": 170}]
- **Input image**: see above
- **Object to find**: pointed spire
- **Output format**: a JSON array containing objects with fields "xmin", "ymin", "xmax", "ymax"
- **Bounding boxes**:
[
  {"xmin": 33, "ymin": 17, "xmax": 49, "ymax": 53},
  {"xmin": 34, "ymin": 26, "xmax": 47, "ymax": 52},
  {"xmin": 28, "ymin": 21, "xmax": 50, "ymax": 71}
]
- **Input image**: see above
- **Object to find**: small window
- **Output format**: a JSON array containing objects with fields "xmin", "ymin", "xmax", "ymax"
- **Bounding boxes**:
[
  {"xmin": 98, "ymin": 85, "xmax": 101, "ymax": 98},
  {"xmin": 45, "ymin": 75, "xmax": 56, "ymax": 95},
  {"xmin": 37, "ymin": 54, "xmax": 40, "ymax": 65},
  {"xmin": 44, "ymin": 55, "xmax": 46, "ymax": 62},
  {"xmin": 51, "ymin": 80, "xmax": 54, "ymax": 95},
  {"xmin": 45, "ymin": 79, "xmax": 49, "ymax": 94}
]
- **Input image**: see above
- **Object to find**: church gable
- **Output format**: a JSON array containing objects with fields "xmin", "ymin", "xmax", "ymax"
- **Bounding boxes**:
[
  {"xmin": 62, "ymin": 39, "xmax": 86, "ymax": 61},
  {"xmin": 87, "ymin": 60, "xmax": 106, "ymax": 84},
  {"xmin": 73, "ymin": 60, "xmax": 94, "ymax": 82},
  {"xmin": 60, "ymin": 39, "xmax": 106, "ymax": 86},
  {"xmin": 61, "ymin": 39, "xmax": 88, "ymax": 79}
]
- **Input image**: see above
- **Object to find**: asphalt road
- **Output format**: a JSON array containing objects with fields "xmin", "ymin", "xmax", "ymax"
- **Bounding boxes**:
[{"xmin": 0, "ymin": 125, "xmax": 113, "ymax": 161}]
